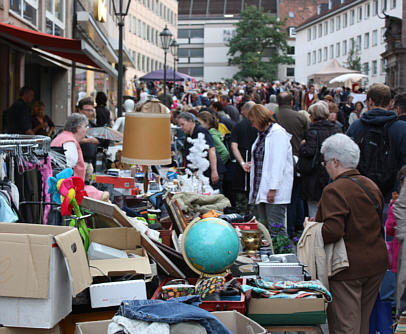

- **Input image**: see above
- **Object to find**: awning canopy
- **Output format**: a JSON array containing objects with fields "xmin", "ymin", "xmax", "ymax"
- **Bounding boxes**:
[
  {"xmin": 140, "ymin": 69, "xmax": 196, "ymax": 81},
  {"xmin": 0, "ymin": 22, "xmax": 117, "ymax": 77},
  {"xmin": 308, "ymin": 59, "xmax": 359, "ymax": 84}
]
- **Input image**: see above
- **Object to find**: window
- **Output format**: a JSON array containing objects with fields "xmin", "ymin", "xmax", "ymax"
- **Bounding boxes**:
[
  {"xmin": 343, "ymin": 13, "xmax": 348, "ymax": 27},
  {"xmin": 336, "ymin": 15, "xmax": 341, "ymax": 30},
  {"xmin": 178, "ymin": 48, "xmax": 204, "ymax": 58},
  {"xmin": 364, "ymin": 32, "xmax": 370, "ymax": 48},
  {"xmin": 151, "ymin": 28, "xmax": 154, "ymax": 43},
  {"xmin": 357, "ymin": 6, "xmax": 362, "ymax": 21},
  {"xmin": 336, "ymin": 42, "xmax": 341, "ymax": 57},
  {"xmin": 343, "ymin": 40, "xmax": 348, "ymax": 55},
  {"xmin": 382, "ymin": 0, "xmax": 387, "ymax": 11},
  {"xmin": 160, "ymin": 2, "xmax": 162, "ymax": 16},
  {"xmin": 155, "ymin": 30, "xmax": 158, "ymax": 45},
  {"xmin": 324, "ymin": 21, "xmax": 328, "ymax": 35},
  {"xmin": 178, "ymin": 67, "xmax": 204, "ymax": 77},
  {"xmin": 155, "ymin": 0, "xmax": 159, "ymax": 15},
  {"xmin": 372, "ymin": 29, "xmax": 378, "ymax": 46},
  {"xmin": 286, "ymin": 68, "xmax": 295, "ymax": 76},
  {"xmin": 318, "ymin": 48, "xmax": 322, "ymax": 62},
  {"xmin": 356, "ymin": 35, "xmax": 362, "ymax": 50},
  {"xmin": 128, "ymin": 15, "xmax": 132, "ymax": 32},
  {"xmin": 147, "ymin": 57, "xmax": 150, "ymax": 72},
  {"xmin": 373, "ymin": 0, "xmax": 378, "ymax": 15},
  {"xmin": 147, "ymin": 25, "xmax": 150, "ymax": 41},
  {"xmin": 179, "ymin": 29, "xmax": 204, "ymax": 39},
  {"xmin": 307, "ymin": 52, "xmax": 311, "ymax": 65},
  {"xmin": 372, "ymin": 60, "xmax": 378, "ymax": 75},
  {"xmin": 137, "ymin": 19, "xmax": 141, "ymax": 37},
  {"xmin": 313, "ymin": 26, "xmax": 317, "ymax": 39},
  {"xmin": 318, "ymin": 24, "xmax": 323, "ymax": 37},
  {"xmin": 132, "ymin": 16, "xmax": 136, "ymax": 34},
  {"xmin": 365, "ymin": 2, "xmax": 370, "ymax": 18},
  {"xmin": 288, "ymin": 11, "xmax": 294, "ymax": 18},
  {"xmin": 45, "ymin": 0, "xmax": 64, "ymax": 36},
  {"xmin": 137, "ymin": 54, "xmax": 140, "ymax": 70},
  {"xmin": 307, "ymin": 29, "xmax": 311, "ymax": 41},
  {"xmin": 350, "ymin": 10, "xmax": 355, "ymax": 25},
  {"xmin": 11, "ymin": 0, "xmax": 38, "ymax": 26},
  {"xmin": 323, "ymin": 47, "xmax": 328, "ymax": 61},
  {"xmin": 381, "ymin": 59, "xmax": 386, "ymax": 73},
  {"xmin": 142, "ymin": 55, "xmax": 145, "ymax": 71},
  {"xmin": 330, "ymin": 19, "xmax": 334, "ymax": 33},
  {"xmin": 363, "ymin": 62, "xmax": 369, "ymax": 75},
  {"xmin": 142, "ymin": 22, "xmax": 146, "ymax": 39},
  {"xmin": 287, "ymin": 46, "xmax": 295, "ymax": 55},
  {"xmin": 381, "ymin": 27, "xmax": 386, "ymax": 44},
  {"xmin": 350, "ymin": 37, "xmax": 355, "ymax": 49},
  {"xmin": 330, "ymin": 45, "xmax": 334, "ymax": 59},
  {"xmin": 391, "ymin": 0, "xmax": 396, "ymax": 9},
  {"xmin": 312, "ymin": 50, "xmax": 316, "ymax": 64}
]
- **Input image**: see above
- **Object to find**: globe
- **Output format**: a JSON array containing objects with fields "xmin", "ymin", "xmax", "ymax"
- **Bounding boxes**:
[{"xmin": 182, "ymin": 217, "xmax": 240, "ymax": 275}]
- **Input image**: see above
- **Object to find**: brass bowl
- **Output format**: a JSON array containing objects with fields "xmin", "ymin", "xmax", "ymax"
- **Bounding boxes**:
[{"xmin": 240, "ymin": 230, "xmax": 262, "ymax": 255}]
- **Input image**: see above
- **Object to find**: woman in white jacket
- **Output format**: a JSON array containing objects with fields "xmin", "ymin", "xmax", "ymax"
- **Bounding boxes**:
[{"xmin": 244, "ymin": 104, "xmax": 294, "ymax": 235}]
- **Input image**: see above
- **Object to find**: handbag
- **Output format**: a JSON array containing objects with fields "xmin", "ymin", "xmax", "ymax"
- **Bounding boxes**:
[{"xmin": 161, "ymin": 279, "xmax": 195, "ymax": 300}]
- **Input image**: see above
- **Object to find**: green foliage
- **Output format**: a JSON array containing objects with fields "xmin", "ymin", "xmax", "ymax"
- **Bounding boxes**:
[
  {"xmin": 345, "ymin": 46, "xmax": 361, "ymax": 71},
  {"xmin": 227, "ymin": 5, "xmax": 294, "ymax": 81}
]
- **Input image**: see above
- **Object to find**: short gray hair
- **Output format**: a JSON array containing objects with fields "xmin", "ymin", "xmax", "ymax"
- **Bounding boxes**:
[
  {"xmin": 321, "ymin": 133, "xmax": 360, "ymax": 168},
  {"xmin": 241, "ymin": 101, "xmax": 255, "ymax": 113},
  {"xmin": 308, "ymin": 101, "xmax": 329, "ymax": 121},
  {"xmin": 178, "ymin": 112, "xmax": 195, "ymax": 123},
  {"xmin": 64, "ymin": 113, "xmax": 88, "ymax": 133}
]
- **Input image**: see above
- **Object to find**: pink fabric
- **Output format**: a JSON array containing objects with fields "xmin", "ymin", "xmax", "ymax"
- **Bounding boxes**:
[
  {"xmin": 84, "ymin": 185, "xmax": 104, "ymax": 200},
  {"xmin": 385, "ymin": 200, "xmax": 401, "ymax": 273},
  {"xmin": 51, "ymin": 131, "xmax": 86, "ymax": 180}
]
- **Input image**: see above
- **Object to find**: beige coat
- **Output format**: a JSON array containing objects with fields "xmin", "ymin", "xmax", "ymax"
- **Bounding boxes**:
[{"xmin": 297, "ymin": 221, "xmax": 349, "ymax": 289}]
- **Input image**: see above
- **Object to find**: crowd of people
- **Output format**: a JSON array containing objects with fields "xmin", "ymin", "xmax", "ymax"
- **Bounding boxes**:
[{"xmin": 6, "ymin": 78, "xmax": 406, "ymax": 332}]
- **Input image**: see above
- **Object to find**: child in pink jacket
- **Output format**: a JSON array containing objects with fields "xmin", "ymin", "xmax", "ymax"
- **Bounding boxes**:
[{"xmin": 386, "ymin": 167, "xmax": 406, "ymax": 273}]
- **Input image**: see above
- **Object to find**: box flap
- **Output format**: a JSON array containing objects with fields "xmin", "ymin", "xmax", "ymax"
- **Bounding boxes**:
[
  {"xmin": 0, "ymin": 222, "xmax": 73, "ymax": 236},
  {"xmin": 0, "ymin": 325, "xmax": 61, "ymax": 333},
  {"xmin": 89, "ymin": 256, "xmax": 152, "ymax": 277},
  {"xmin": 89, "ymin": 228, "xmax": 141, "ymax": 250},
  {"xmin": 248, "ymin": 297, "xmax": 325, "ymax": 314},
  {"xmin": 55, "ymin": 228, "xmax": 92, "ymax": 296},
  {"xmin": 0, "ymin": 233, "xmax": 51, "ymax": 298},
  {"xmin": 75, "ymin": 320, "xmax": 110, "ymax": 334}
]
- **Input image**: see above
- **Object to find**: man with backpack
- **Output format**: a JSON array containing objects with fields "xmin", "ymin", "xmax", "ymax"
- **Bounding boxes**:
[{"xmin": 347, "ymin": 83, "xmax": 406, "ymax": 202}]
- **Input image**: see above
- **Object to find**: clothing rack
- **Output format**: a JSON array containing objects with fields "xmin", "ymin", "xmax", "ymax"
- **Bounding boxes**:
[{"xmin": 0, "ymin": 134, "xmax": 51, "ymax": 156}]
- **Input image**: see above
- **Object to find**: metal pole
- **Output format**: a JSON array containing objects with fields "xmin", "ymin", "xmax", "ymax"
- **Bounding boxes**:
[
  {"xmin": 163, "ymin": 50, "xmax": 167, "ymax": 105},
  {"xmin": 117, "ymin": 20, "xmax": 124, "ymax": 118},
  {"xmin": 173, "ymin": 57, "xmax": 176, "ymax": 94}
]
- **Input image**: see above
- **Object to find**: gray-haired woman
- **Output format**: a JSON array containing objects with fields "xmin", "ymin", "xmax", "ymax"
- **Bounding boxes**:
[
  {"xmin": 316, "ymin": 133, "xmax": 388, "ymax": 333},
  {"xmin": 297, "ymin": 101, "xmax": 340, "ymax": 217}
]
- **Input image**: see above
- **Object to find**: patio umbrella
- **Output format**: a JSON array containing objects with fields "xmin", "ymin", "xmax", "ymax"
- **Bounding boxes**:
[
  {"xmin": 86, "ymin": 127, "xmax": 123, "ymax": 142},
  {"xmin": 329, "ymin": 73, "xmax": 368, "ymax": 84},
  {"xmin": 139, "ymin": 69, "xmax": 186, "ymax": 81}
]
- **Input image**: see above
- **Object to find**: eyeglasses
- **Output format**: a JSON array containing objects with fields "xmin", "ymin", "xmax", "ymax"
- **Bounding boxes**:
[
  {"xmin": 321, "ymin": 160, "xmax": 331, "ymax": 167},
  {"xmin": 82, "ymin": 108, "xmax": 94, "ymax": 112}
]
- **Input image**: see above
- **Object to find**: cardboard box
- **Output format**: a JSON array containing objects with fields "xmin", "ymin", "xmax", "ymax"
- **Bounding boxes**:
[
  {"xmin": 74, "ymin": 311, "xmax": 267, "ymax": 334},
  {"xmin": 89, "ymin": 228, "xmax": 151, "ymax": 278},
  {"xmin": 95, "ymin": 175, "xmax": 135, "ymax": 189},
  {"xmin": 247, "ymin": 297, "xmax": 327, "ymax": 325},
  {"xmin": 89, "ymin": 280, "xmax": 146, "ymax": 308},
  {"xmin": 0, "ymin": 326, "xmax": 61, "ymax": 333},
  {"xmin": 0, "ymin": 223, "xmax": 92, "ymax": 328}
]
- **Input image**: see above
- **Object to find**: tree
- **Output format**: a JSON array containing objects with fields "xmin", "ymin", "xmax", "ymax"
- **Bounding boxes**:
[
  {"xmin": 227, "ymin": 5, "xmax": 294, "ymax": 81},
  {"xmin": 345, "ymin": 46, "xmax": 361, "ymax": 71}
]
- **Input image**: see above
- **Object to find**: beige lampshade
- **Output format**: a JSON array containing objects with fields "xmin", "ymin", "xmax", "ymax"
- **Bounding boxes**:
[{"xmin": 121, "ymin": 112, "xmax": 171, "ymax": 165}]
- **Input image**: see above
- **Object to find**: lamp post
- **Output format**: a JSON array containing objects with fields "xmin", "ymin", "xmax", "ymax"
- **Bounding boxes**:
[
  {"xmin": 170, "ymin": 39, "xmax": 179, "ymax": 93},
  {"xmin": 112, "ymin": 0, "xmax": 131, "ymax": 117},
  {"xmin": 160, "ymin": 26, "xmax": 172, "ymax": 106}
]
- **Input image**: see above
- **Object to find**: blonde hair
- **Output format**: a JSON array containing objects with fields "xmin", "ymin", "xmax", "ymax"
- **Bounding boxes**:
[
  {"xmin": 248, "ymin": 104, "xmax": 275, "ymax": 130},
  {"xmin": 308, "ymin": 101, "xmax": 329, "ymax": 121}
]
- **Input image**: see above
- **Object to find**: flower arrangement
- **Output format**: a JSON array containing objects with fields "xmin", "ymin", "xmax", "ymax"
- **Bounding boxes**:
[
  {"xmin": 48, "ymin": 168, "xmax": 90, "ymax": 251},
  {"xmin": 269, "ymin": 223, "xmax": 293, "ymax": 254}
]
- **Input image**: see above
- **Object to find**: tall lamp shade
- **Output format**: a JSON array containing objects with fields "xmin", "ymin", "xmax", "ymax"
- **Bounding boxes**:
[{"xmin": 121, "ymin": 112, "xmax": 171, "ymax": 165}]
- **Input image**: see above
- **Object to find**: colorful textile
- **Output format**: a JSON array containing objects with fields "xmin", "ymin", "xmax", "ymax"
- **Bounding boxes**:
[
  {"xmin": 241, "ymin": 279, "xmax": 332, "ymax": 302},
  {"xmin": 396, "ymin": 312, "xmax": 406, "ymax": 333},
  {"xmin": 195, "ymin": 276, "xmax": 225, "ymax": 299},
  {"xmin": 251, "ymin": 124, "xmax": 272, "ymax": 203}
]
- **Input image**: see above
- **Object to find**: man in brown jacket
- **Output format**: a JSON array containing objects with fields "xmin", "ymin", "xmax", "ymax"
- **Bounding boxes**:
[{"xmin": 316, "ymin": 133, "xmax": 389, "ymax": 334}]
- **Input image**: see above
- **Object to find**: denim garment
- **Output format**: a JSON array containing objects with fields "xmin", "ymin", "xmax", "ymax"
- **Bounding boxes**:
[{"xmin": 116, "ymin": 296, "xmax": 231, "ymax": 334}]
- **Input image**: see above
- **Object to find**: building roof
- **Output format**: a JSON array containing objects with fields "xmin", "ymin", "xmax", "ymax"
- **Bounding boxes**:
[
  {"xmin": 296, "ymin": 0, "xmax": 361, "ymax": 31},
  {"xmin": 178, "ymin": 0, "xmax": 277, "ymax": 18}
]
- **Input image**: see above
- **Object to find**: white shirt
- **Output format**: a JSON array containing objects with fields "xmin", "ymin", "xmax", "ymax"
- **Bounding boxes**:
[{"xmin": 63, "ymin": 142, "xmax": 78, "ymax": 168}]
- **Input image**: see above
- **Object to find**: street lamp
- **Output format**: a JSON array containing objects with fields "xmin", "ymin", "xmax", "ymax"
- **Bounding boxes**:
[
  {"xmin": 170, "ymin": 39, "xmax": 179, "ymax": 93},
  {"xmin": 160, "ymin": 26, "xmax": 172, "ymax": 106},
  {"xmin": 112, "ymin": 0, "xmax": 131, "ymax": 117}
]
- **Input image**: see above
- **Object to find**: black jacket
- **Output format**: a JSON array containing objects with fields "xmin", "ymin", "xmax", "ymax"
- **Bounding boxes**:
[{"xmin": 299, "ymin": 120, "xmax": 340, "ymax": 201}]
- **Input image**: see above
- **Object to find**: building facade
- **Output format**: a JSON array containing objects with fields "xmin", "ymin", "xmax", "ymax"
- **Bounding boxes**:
[
  {"xmin": 125, "ymin": 0, "xmax": 178, "ymax": 94},
  {"xmin": 295, "ymin": 0, "xmax": 402, "ymax": 86}
]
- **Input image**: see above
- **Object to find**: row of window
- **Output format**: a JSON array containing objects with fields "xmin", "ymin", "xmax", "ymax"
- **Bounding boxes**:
[
  {"xmin": 130, "ymin": 50, "xmax": 173, "ymax": 73},
  {"xmin": 136, "ymin": 0, "xmax": 176, "ymax": 26},
  {"xmin": 362, "ymin": 59, "xmax": 386, "ymax": 76},
  {"xmin": 128, "ymin": 17, "xmax": 165, "ymax": 46},
  {"xmin": 9, "ymin": 0, "xmax": 65, "ymax": 35},
  {"xmin": 307, "ymin": 0, "xmax": 396, "ymax": 41},
  {"xmin": 306, "ymin": 30, "xmax": 385, "ymax": 65}
]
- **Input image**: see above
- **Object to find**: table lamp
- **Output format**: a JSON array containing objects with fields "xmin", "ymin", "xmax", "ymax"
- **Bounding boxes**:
[{"xmin": 121, "ymin": 108, "xmax": 171, "ymax": 193}]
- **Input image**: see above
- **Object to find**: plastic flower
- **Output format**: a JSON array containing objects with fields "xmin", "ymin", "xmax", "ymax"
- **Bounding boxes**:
[
  {"xmin": 48, "ymin": 168, "xmax": 74, "ymax": 204},
  {"xmin": 58, "ymin": 176, "xmax": 87, "ymax": 216}
]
